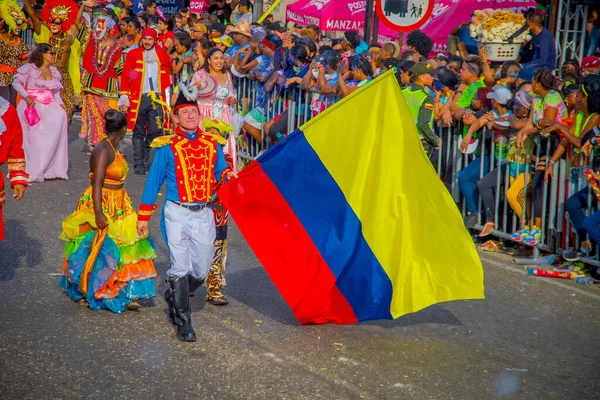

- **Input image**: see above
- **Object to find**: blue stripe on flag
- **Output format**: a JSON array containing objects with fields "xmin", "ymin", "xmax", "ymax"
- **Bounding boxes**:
[{"xmin": 259, "ymin": 130, "xmax": 394, "ymax": 321}]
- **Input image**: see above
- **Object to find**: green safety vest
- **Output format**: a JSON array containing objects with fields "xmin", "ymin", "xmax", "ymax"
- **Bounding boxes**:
[{"xmin": 401, "ymin": 86, "xmax": 433, "ymax": 140}]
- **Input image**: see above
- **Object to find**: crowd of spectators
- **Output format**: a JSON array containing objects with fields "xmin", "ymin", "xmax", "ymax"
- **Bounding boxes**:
[{"xmin": 21, "ymin": 1, "xmax": 600, "ymax": 260}]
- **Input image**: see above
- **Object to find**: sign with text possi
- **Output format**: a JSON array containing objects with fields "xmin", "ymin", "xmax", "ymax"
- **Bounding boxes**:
[
  {"xmin": 135, "ymin": 0, "xmax": 185, "ymax": 16},
  {"xmin": 376, "ymin": 0, "xmax": 434, "ymax": 32}
]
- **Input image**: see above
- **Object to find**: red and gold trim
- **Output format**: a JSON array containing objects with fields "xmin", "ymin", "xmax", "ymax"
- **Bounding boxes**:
[
  {"xmin": 171, "ymin": 133, "xmax": 216, "ymax": 203},
  {"xmin": 138, "ymin": 204, "xmax": 158, "ymax": 221},
  {"xmin": 7, "ymin": 158, "xmax": 29, "ymax": 187},
  {"xmin": 0, "ymin": 189, "xmax": 5, "ymax": 205}
]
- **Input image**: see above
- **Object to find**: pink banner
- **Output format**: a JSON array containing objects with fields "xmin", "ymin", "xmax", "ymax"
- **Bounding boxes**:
[
  {"xmin": 286, "ymin": 0, "xmax": 537, "ymax": 50},
  {"xmin": 190, "ymin": 0, "xmax": 207, "ymax": 14}
]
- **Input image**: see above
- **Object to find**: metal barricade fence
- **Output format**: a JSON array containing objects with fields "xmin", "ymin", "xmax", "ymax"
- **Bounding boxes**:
[{"xmin": 232, "ymin": 77, "xmax": 600, "ymax": 263}]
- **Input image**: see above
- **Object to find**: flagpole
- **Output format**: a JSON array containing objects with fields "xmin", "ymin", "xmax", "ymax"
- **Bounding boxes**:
[
  {"xmin": 373, "ymin": 9, "xmax": 379, "ymax": 43},
  {"xmin": 364, "ymin": 0, "xmax": 374, "ymax": 44}
]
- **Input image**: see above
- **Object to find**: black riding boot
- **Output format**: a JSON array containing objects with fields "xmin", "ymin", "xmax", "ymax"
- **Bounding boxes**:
[
  {"xmin": 188, "ymin": 275, "xmax": 205, "ymax": 298},
  {"xmin": 132, "ymin": 136, "xmax": 145, "ymax": 175},
  {"xmin": 166, "ymin": 276, "xmax": 197, "ymax": 342},
  {"xmin": 143, "ymin": 144, "xmax": 154, "ymax": 172}
]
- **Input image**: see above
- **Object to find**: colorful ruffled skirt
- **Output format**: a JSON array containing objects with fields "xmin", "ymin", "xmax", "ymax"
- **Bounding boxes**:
[{"xmin": 59, "ymin": 186, "xmax": 157, "ymax": 313}]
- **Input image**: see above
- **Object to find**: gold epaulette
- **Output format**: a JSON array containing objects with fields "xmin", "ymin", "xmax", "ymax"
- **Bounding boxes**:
[
  {"xmin": 203, "ymin": 132, "xmax": 227, "ymax": 146},
  {"xmin": 150, "ymin": 135, "xmax": 176, "ymax": 148}
]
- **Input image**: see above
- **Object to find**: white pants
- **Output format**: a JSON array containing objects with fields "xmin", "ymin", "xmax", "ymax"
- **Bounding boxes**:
[{"xmin": 164, "ymin": 201, "xmax": 216, "ymax": 279}]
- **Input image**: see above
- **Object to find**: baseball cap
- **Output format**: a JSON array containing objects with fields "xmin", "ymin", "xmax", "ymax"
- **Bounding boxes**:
[
  {"xmin": 411, "ymin": 62, "xmax": 431, "ymax": 77},
  {"xmin": 268, "ymin": 21, "xmax": 287, "ymax": 33},
  {"xmin": 487, "ymin": 84, "xmax": 513, "ymax": 105},
  {"xmin": 209, "ymin": 22, "xmax": 226, "ymax": 35},
  {"xmin": 213, "ymin": 35, "xmax": 234, "ymax": 47},
  {"xmin": 516, "ymin": 66, "xmax": 535, "ymax": 82},
  {"xmin": 582, "ymin": 56, "xmax": 600, "ymax": 69}
]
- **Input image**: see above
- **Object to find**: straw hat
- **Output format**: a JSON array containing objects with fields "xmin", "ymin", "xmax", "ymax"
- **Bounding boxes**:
[{"xmin": 231, "ymin": 20, "xmax": 252, "ymax": 37}]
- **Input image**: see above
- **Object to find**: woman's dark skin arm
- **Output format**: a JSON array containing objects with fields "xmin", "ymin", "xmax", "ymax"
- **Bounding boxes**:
[
  {"xmin": 90, "ymin": 142, "xmax": 113, "ymax": 229},
  {"xmin": 24, "ymin": 0, "xmax": 42, "ymax": 35}
]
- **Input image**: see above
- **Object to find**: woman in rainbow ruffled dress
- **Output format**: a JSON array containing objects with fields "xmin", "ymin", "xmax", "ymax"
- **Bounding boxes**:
[{"xmin": 59, "ymin": 110, "xmax": 157, "ymax": 313}]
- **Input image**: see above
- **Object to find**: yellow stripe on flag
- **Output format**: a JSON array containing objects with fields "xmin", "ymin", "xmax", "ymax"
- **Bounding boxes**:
[{"xmin": 302, "ymin": 70, "xmax": 484, "ymax": 318}]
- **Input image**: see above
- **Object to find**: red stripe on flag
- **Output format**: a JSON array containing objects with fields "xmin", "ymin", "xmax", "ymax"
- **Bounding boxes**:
[{"xmin": 219, "ymin": 163, "xmax": 358, "ymax": 324}]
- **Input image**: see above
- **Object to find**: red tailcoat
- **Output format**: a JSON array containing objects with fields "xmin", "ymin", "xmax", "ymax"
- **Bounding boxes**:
[
  {"xmin": 120, "ymin": 46, "xmax": 173, "ymax": 134},
  {"xmin": 0, "ymin": 101, "xmax": 29, "ymax": 241}
]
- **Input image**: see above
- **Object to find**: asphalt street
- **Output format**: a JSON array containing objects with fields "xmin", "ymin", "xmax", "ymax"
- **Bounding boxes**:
[{"xmin": 0, "ymin": 119, "xmax": 599, "ymax": 400}]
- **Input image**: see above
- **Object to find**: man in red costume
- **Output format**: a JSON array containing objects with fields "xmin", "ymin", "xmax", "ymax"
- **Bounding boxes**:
[
  {"xmin": 119, "ymin": 27, "xmax": 172, "ymax": 175},
  {"xmin": 0, "ymin": 96, "xmax": 28, "ymax": 241},
  {"xmin": 74, "ymin": 0, "xmax": 124, "ymax": 151}
]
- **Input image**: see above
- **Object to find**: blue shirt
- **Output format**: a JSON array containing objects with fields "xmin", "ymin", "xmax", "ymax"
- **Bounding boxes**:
[
  {"xmin": 225, "ymin": 41, "xmax": 250, "ymax": 60},
  {"xmin": 141, "ymin": 131, "xmax": 229, "ymax": 207},
  {"xmin": 458, "ymin": 27, "xmax": 478, "ymax": 55},
  {"xmin": 524, "ymin": 28, "xmax": 556, "ymax": 70}
]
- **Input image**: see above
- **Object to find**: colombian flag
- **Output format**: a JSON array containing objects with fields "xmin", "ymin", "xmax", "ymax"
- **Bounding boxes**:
[{"xmin": 219, "ymin": 71, "xmax": 484, "ymax": 324}]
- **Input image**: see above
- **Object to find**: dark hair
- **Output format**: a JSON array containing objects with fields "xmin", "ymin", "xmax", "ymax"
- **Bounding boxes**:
[
  {"xmin": 300, "ymin": 37, "xmax": 317, "ymax": 56},
  {"xmin": 161, "ymin": 15, "xmax": 175, "ymax": 30},
  {"xmin": 307, "ymin": 24, "xmax": 320, "ymax": 38},
  {"xmin": 196, "ymin": 37, "xmax": 210, "ymax": 52},
  {"xmin": 400, "ymin": 50, "xmax": 416, "ymax": 62},
  {"xmin": 582, "ymin": 74, "xmax": 600, "ymax": 97},
  {"xmin": 290, "ymin": 44, "xmax": 309, "ymax": 64},
  {"xmin": 239, "ymin": 0, "xmax": 253, "ymax": 10},
  {"xmin": 437, "ymin": 67, "xmax": 459, "ymax": 90},
  {"xmin": 137, "ymin": 13, "xmax": 149, "ymax": 25},
  {"xmin": 500, "ymin": 61, "xmax": 521, "ymax": 79},
  {"xmin": 343, "ymin": 31, "xmax": 361, "ymax": 49},
  {"xmin": 143, "ymin": 0, "xmax": 156, "ymax": 10},
  {"xmin": 562, "ymin": 58, "xmax": 580, "ymax": 70},
  {"xmin": 173, "ymin": 12, "xmax": 183, "ymax": 20},
  {"xmin": 29, "ymin": 43, "xmax": 52, "ymax": 68},
  {"xmin": 381, "ymin": 57, "xmax": 400, "ymax": 70},
  {"xmin": 104, "ymin": 109, "xmax": 128, "ymax": 134},
  {"xmin": 174, "ymin": 31, "xmax": 192, "ymax": 49},
  {"xmin": 588, "ymin": 89, "xmax": 600, "ymax": 114},
  {"xmin": 179, "ymin": 7, "xmax": 189, "ymax": 13},
  {"xmin": 562, "ymin": 71, "xmax": 579, "ymax": 85},
  {"xmin": 447, "ymin": 55, "xmax": 463, "ymax": 69},
  {"xmin": 351, "ymin": 56, "xmax": 373, "ymax": 78},
  {"xmin": 561, "ymin": 82, "xmax": 579, "ymax": 99},
  {"xmin": 128, "ymin": 17, "xmax": 142, "ymax": 30},
  {"xmin": 320, "ymin": 49, "xmax": 339, "ymax": 70},
  {"xmin": 147, "ymin": 15, "xmax": 159, "ymax": 26},
  {"xmin": 533, "ymin": 68, "xmax": 556, "ymax": 90},
  {"xmin": 204, "ymin": 47, "xmax": 223, "ymax": 71},
  {"xmin": 464, "ymin": 55, "xmax": 484, "ymax": 77},
  {"xmin": 406, "ymin": 30, "xmax": 433, "ymax": 57},
  {"xmin": 331, "ymin": 38, "xmax": 343, "ymax": 48},
  {"xmin": 121, "ymin": 7, "xmax": 134, "ymax": 18},
  {"xmin": 399, "ymin": 60, "xmax": 416, "ymax": 74},
  {"xmin": 526, "ymin": 9, "xmax": 544, "ymax": 27},
  {"xmin": 318, "ymin": 45, "xmax": 333, "ymax": 55}
]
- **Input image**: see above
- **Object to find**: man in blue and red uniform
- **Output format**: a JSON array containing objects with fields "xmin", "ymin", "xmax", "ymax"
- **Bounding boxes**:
[{"xmin": 136, "ymin": 83, "xmax": 236, "ymax": 342}]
